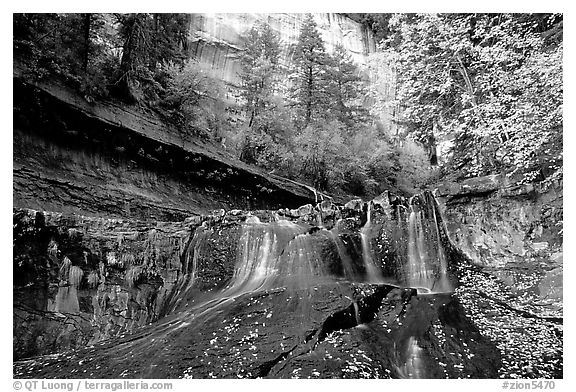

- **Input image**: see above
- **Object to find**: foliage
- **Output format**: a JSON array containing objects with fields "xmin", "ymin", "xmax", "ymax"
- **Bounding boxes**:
[
  {"xmin": 396, "ymin": 140, "xmax": 439, "ymax": 193},
  {"xmin": 237, "ymin": 96, "xmax": 294, "ymax": 168},
  {"xmin": 87, "ymin": 271, "xmax": 100, "ymax": 288},
  {"xmin": 280, "ymin": 120, "xmax": 401, "ymax": 195},
  {"xmin": 14, "ymin": 13, "xmax": 115, "ymax": 98},
  {"xmin": 291, "ymin": 120, "xmax": 348, "ymax": 190},
  {"xmin": 111, "ymin": 13, "xmax": 190, "ymax": 103},
  {"xmin": 14, "ymin": 13, "xmax": 456, "ymax": 198},
  {"xmin": 343, "ymin": 13, "xmax": 394, "ymax": 43},
  {"xmin": 159, "ymin": 60, "xmax": 229, "ymax": 140},
  {"xmin": 233, "ymin": 15, "xmax": 415, "ymax": 196},
  {"xmin": 14, "ymin": 13, "xmax": 191, "ymax": 104},
  {"xmin": 341, "ymin": 125, "xmax": 399, "ymax": 195},
  {"xmin": 383, "ymin": 13, "xmax": 563, "ymax": 183},
  {"xmin": 236, "ymin": 22, "xmax": 287, "ymax": 165}
]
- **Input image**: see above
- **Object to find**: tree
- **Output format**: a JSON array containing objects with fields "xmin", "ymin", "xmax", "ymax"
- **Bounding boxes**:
[
  {"xmin": 292, "ymin": 120, "xmax": 349, "ymax": 190},
  {"xmin": 237, "ymin": 22, "xmax": 285, "ymax": 165},
  {"xmin": 149, "ymin": 14, "xmax": 190, "ymax": 71},
  {"xmin": 159, "ymin": 60, "xmax": 228, "ymax": 141},
  {"xmin": 383, "ymin": 13, "xmax": 563, "ymax": 182},
  {"xmin": 13, "ymin": 13, "xmax": 113, "ymax": 98},
  {"xmin": 343, "ymin": 13, "xmax": 393, "ymax": 43},
  {"xmin": 290, "ymin": 14, "xmax": 329, "ymax": 127},
  {"xmin": 325, "ymin": 43, "xmax": 368, "ymax": 127},
  {"xmin": 238, "ymin": 22, "xmax": 281, "ymax": 128},
  {"xmin": 112, "ymin": 13, "xmax": 190, "ymax": 102}
]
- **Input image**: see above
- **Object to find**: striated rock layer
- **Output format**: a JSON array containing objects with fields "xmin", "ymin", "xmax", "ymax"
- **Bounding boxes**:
[{"xmin": 13, "ymin": 72, "xmax": 321, "ymax": 221}]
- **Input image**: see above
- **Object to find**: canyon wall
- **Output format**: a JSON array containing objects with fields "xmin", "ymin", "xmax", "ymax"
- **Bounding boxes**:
[{"xmin": 188, "ymin": 13, "xmax": 377, "ymax": 86}]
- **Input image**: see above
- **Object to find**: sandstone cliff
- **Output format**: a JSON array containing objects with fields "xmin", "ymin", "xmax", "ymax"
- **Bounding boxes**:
[{"xmin": 189, "ymin": 13, "xmax": 376, "ymax": 86}]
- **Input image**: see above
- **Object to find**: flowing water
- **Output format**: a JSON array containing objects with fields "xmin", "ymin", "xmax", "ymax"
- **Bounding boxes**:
[
  {"xmin": 360, "ymin": 202, "xmax": 385, "ymax": 283},
  {"xmin": 396, "ymin": 336, "xmax": 425, "ymax": 378},
  {"xmin": 18, "ymin": 192, "xmax": 517, "ymax": 379},
  {"xmin": 405, "ymin": 197, "xmax": 452, "ymax": 293}
]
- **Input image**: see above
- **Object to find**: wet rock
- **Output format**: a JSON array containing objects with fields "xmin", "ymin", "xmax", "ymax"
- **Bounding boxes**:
[
  {"xmin": 437, "ymin": 175, "xmax": 502, "ymax": 199},
  {"xmin": 13, "ymin": 187, "xmax": 563, "ymax": 379},
  {"xmin": 16, "ymin": 283, "xmax": 502, "ymax": 379},
  {"xmin": 456, "ymin": 263, "xmax": 563, "ymax": 378},
  {"xmin": 437, "ymin": 179, "xmax": 562, "ymax": 268},
  {"xmin": 13, "ymin": 208, "xmax": 193, "ymax": 360},
  {"xmin": 344, "ymin": 199, "xmax": 363, "ymax": 212},
  {"xmin": 297, "ymin": 204, "xmax": 314, "ymax": 217},
  {"xmin": 531, "ymin": 242, "xmax": 549, "ymax": 251}
]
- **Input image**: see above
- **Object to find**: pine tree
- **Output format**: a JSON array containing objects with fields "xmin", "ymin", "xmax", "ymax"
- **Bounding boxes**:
[
  {"xmin": 238, "ymin": 22, "xmax": 281, "ymax": 128},
  {"xmin": 290, "ymin": 14, "xmax": 328, "ymax": 127},
  {"xmin": 113, "ymin": 13, "xmax": 150, "ymax": 102},
  {"xmin": 325, "ymin": 43, "xmax": 368, "ymax": 127},
  {"xmin": 149, "ymin": 14, "xmax": 190, "ymax": 71},
  {"xmin": 113, "ymin": 13, "xmax": 190, "ymax": 102}
]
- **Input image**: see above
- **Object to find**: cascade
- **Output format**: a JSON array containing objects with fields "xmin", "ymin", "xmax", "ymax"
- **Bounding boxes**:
[
  {"xmin": 168, "ymin": 224, "xmax": 213, "ymax": 312},
  {"xmin": 430, "ymin": 198, "xmax": 452, "ymax": 293},
  {"xmin": 405, "ymin": 195, "xmax": 452, "ymax": 293},
  {"xmin": 163, "ymin": 219, "xmax": 315, "ymax": 326},
  {"xmin": 53, "ymin": 258, "xmax": 82, "ymax": 314},
  {"xmin": 360, "ymin": 202, "xmax": 384, "ymax": 283},
  {"xmin": 326, "ymin": 224, "xmax": 357, "ymax": 281},
  {"xmin": 226, "ymin": 218, "xmax": 314, "ymax": 294},
  {"xmin": 407, "ymin": 208, "xmax": 433, "ymax": 290}
]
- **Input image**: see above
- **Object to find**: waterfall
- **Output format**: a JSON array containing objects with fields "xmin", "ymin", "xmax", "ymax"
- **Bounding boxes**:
[
  {"xmin": 406, "ymin": 195, "xmax": 452, "ymax": 293},
  {"xmin": 407, "ymin": 209, "xmax": 433, "ymax": 291},
  {"xmin": 326, "ymin": 225, "xmax": 357, "ymax": 281},
  {"xmin": 360, "ymin": 202, "xmax": 384, "ymax": 283},
  {"xmin": 225, "ymin": 218, "xmax": 327, "ymax": 295},
  {"xmin": 53, "ymin": 258, "xmax": 82, "ymax": 314},
  {"xmin": 167, "ymin": 224, "xmax": 213, "ymax": 313},
  {"xmin": 170, "ymin": 190, "xmax": 453, "ymax": 319},
  {"xmin": 430, "ymin": 197, "xmax": 453, "ymax": 293}
]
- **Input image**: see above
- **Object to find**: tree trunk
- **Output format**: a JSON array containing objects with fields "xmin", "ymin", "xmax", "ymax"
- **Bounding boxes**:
[
  {"xmin": 82, "ymin": 14, "xmax": 91, "ymax": 73},
  {"xmin": 116, "ymin": 14, "xmax": 145, "ymax": 102},
  {"xmin": 456, "ymin": 54, "xmax": 476, "ymax": 106}
]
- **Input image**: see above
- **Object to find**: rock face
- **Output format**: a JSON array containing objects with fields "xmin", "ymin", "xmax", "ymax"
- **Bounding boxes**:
[
  {"xmin": 13, "ymin": 190, "xmax": 562, "ymax": 378},
  {"xmin": 13, "ymin": 72, "xmax": 320, "ymax": 221},
  {"xmin": 14, "ymin": 192, "xmax": 457, "ymax": 361},
  {"xmin": 436, "ymin": 175, "xmax": 562, "ymax": 269},
  {"xmin": 436, "ymin": 175, "xmax": 563, "ymax": 364},
  {"xmin": 13, "ymin": 208, "xmax": 194, "ymax": 360},
  {"xmin": 189, "ymin": 13, "xmax": 376, "ymax": 86}
]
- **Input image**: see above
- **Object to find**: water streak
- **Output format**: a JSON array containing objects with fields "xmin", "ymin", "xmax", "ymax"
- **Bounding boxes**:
[
  {"xmin": 430, "ymin": 200, "xmax": 452, "ymax": 292},
  {"xmin": 360, "ymin": 202, "xmax": 384, "ymax": 283},
  {"xmin": 400, "ymin": 337, "xmax": 425, "ymax": 378},
  {"xmin": 407, "ymin": 209, "xmax": 433, "ymax": 290},
  {"xmin": 406, "ymin": 200, "xmax": 452, "ymax": 293},
  {"xmin": 326, "ymin": 226, "xmax": 357, "ymax": 280}
]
